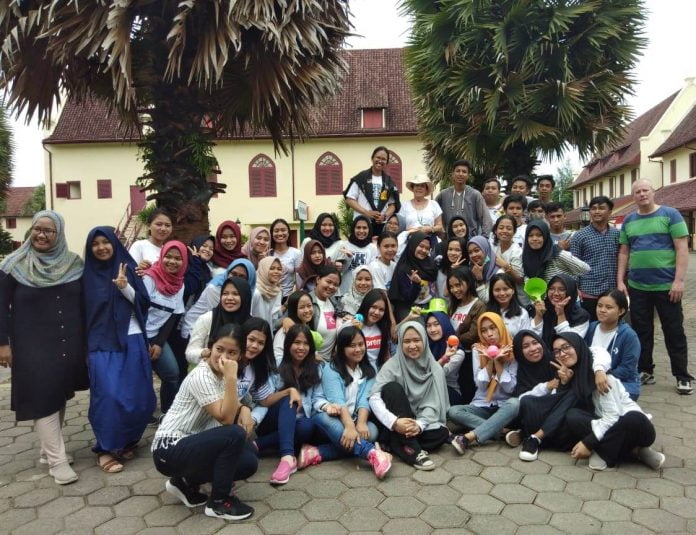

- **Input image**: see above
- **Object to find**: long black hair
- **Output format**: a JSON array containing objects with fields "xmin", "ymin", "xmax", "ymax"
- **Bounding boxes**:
[
  {"xmin": 269, "ymin": 218, "xmax": 291, "ymax": 250},
  {"xmin": 439, "ymin": 236, "xmax": 469, "ymax": 274},
  {"xmin": 279, "ymin": 324, "xmax": 321, "ymax": 393},
  {"xmin": 355, "ymin": 289, "xmax": 391, "ymax": 368},
  {"xmin": 331, "ymin": 326, "xmax": 376, "ymax": 386},
  {"xmin": 241, "ymin": 317, "xmax": 275, "ymax": 389},
  {"xmin": 285, "ymin": 290, "xmax": 313, "ymax": 324},
  {"xmin": 208, "ymin": 323, "xmax": 245, "ymax": 353},
  {"xmin": 487, "ymin": 273, "xmax": 524, "ymax": 319},
  {"xmin": 446, "ymin": 266, "xmax": 478, "ymax": 317}
]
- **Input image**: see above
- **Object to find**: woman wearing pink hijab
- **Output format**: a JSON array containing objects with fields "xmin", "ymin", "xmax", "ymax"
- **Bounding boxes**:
[{"xmin": 241, "ymin": 227, "xmax": 271, "ymax": 269}]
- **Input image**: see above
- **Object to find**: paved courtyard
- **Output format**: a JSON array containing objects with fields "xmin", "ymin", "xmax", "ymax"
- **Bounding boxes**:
[{"xmin": 0, "ymin": 261, "xmax": 695, "ymax": 534}]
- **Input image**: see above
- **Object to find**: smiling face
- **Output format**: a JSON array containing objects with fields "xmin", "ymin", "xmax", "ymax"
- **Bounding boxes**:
[
  {"xmin": 31, "ymin": 217, "xmax": 58, "ymax": 253},
  {"xmin": 412, "ymin": 182, "xmax": 428, "ymax": 199},
  {"xmin": 521, "ymin": 335, "xmax": 543, "ymax": 363},
  {"xmin": 245, "ymin": 329, "xmax": 267, "ymax": 360},
  {"xmin": 495, "ymin": 219, "xmax": 514, "ymax": 244},
  {"xmin": 414, "ymin": 239, "xmax": 430, "ymax": 260},
  {"xmin": 198, "ymin": 239, "xmax": 214, "ymax": 261},
  {"xmin": 253, "ymin": 231, "xmax": 270, "ymax": 254},
  {"xmin": 590, "ymin": 202, "xmax": 611, "ymax": 225},
  {"xmin": 378, "ymin": 237, "xmax": 398, "ymax": 262},
  {"xmin": 511, "ymin": 180, "xmax": 529, "ymax": 196},
  {"xmin": 344, "ymin": 332, "xmax": 366, "ymax": 368},
  {"xmin": 447, "ymin": 275, "xmax": 468, "ymax": 301},
  {"xmin": 354, "ymin": 220, "xmax": 370, "ymax": 241},
  {"xmin": 446, "ymin": 240, "xmax": 463, "ymax": 264},
  {"xmin": 425, "ymin": 315, "xmax": 443, "ymax": 342},
  {"xmin": 552, "ymin": 338, "xmax": 577, "ymax": 367},
  {"xmin": 386, "ymin": 216, "xmax": 400, "ymax": 234},
  {"xmin": 290, "ymin": 331, "xmax": 310, "ymax": 364},
  {"xmin": 492, "ymin": 278, "xmax": 515, "ymax": 309},
  {"xmin": 371, "ymin": 149, "xmax": 389, "ymax": 174},
  {"xmin": 162, "ymin": 248, "xmax": 183, "ymax": 274},
  {"xmin": 221, "ymin": 284, "xmax": 242, "ymax": 312},
  {"xmin": 467, "ymin": 243, "xmax": 485, "ymax": 265},
  {"xmin": 319, "ymin": 217, "xmax": 335, "ymax": 238},
  {"xmin": 547, "ymin": 280, "xmax": 567, "ymax": 307},
  {"xmin": 451, "ymin": 219, "xmax": 468, "ymax": 238},
  {"xmin": 91, "ymin": 234, "xmax": 114, "ymax": 261},
  {"xmin": 208, "ymin": 336, "xmax": 242, "ymax": 375},
  {"xmin": 310, "ymin": 244, "xmax": 325, "ymax": 266},
  {"xmin": 220, "ymin": 227, "xmax": 238, "ymax": 251},
  {"xmin": 354, "ymin": 270, "xmax": 373, "ymax": 294},
  {"xmin": 527, "ymin": 228, "xmax": 545, "ymax": 250},
  {"xmin": 316, "ymin": 272, "xmax": 340, "ymax": 300},
  {"xmin": 366, "ymin": 298, "xmax": 386, "ymax": 325},
  {"xmin": 296, "ymin": 295, "xmax": 314, "ymax": 324},
  {"xmin": 272, "ymin": 223, "xmax": 289, "ymax": 246},
  {"xmin": 268, "ymin": 259, "xmax": 283, "ymax": 284},
  {"xmin": 401, "ymin": 327, "xmax": 424, "ymax": 360},
  {"xmin": 149, "ymin": 214, "xmax": 173, "ymax": 244},
  {"xmin": 480, "ymin": 318, "xmax": 501, "ymax": 346}
]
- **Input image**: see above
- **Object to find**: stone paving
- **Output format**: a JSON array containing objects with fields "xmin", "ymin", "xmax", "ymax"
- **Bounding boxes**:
[{"xmin": 1, "ymin": 261, "xmax": 695, "ymax": 534}]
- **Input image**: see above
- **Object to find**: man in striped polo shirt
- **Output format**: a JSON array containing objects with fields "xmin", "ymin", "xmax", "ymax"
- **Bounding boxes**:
[{"xmin": 617, "ymin": 180, "xmax": 693, "ymax": 394}]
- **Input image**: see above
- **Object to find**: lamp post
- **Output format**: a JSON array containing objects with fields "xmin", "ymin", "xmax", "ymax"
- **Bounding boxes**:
[{"xmin": 581, "ymin": 204, "xmax": 590, "ymax": 227}]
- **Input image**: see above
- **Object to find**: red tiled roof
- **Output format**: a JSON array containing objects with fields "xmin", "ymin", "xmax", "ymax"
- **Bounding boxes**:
[
  {"xmin": 44, "ymin": 48, "xmax": 418, "ymax": 144},
  {"xmin": 571, "ymin": 92, "xmax": 679, "ymax": 189},
  {"xmin": 566, "ymin": 193, "xmax": 634, "ymax": 224},
  {"xmin": 1, "ymin": 187, "xmax": 36, "ymax": 217},
  {"xmin": 613, "ymin": 178, "xmax": 696, "ymax": 217},
  {"xmin": 650, "ymin": 104, "xmax": 696, "ymax": 158}
]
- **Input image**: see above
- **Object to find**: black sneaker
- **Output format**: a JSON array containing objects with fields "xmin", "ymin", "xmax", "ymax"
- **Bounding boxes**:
[
  {"xmin": 640, "ymin": 372, "xmax": 655, "ymax": 385},
  {"xmin": 204, "ymin": 496, "xmax": 254, "ymax": 521},
  {"xmin": 519, "ymin": 436, "xmax": 540, "ymax": 462},
  {"xmin": 413, "ymin": 450, "xmax": 435, "ymax": 470},
  {"xmin": 677, "ymin": 380, "xmax": 693, "ymax": 395},
  {"xmin": 165, "ymin": 477, "xmax": 208, "ymax": 507}
]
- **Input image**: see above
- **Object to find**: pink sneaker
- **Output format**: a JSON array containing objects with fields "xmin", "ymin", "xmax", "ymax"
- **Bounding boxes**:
[
  {"xmin": 367, "ymin": 448, "xmax": 393, "ymax": 479},
  {"xmin": 298, "ymin": 445, "xmax": 322, "ymax": 470},
  {"xmin": 269, "ymin": 458, "xmax": 297, "ymax": 485}
]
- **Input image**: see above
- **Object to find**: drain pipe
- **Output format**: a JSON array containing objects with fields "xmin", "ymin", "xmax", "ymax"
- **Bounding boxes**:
[{"xmin": 42, "ymin": 143, "xmax": 54, "ymax": 210}]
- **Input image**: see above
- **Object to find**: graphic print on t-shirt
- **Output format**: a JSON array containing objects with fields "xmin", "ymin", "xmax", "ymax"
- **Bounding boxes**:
[
  {"xmin": 364, "ymin": 333, "xmax": 382, "ymax": 352},
  {"xmin": 323, "ymin": 310, "xmax": 336, "ymax": 329},
  {"xmin": 349, "ymin": 252, "xmax": 367, "ymax": 271}
]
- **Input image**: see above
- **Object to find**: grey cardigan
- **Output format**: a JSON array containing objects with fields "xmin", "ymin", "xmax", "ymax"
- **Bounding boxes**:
[{"xmin": 435, "ymin": 185, "xmax": 493, "ymax": 238}]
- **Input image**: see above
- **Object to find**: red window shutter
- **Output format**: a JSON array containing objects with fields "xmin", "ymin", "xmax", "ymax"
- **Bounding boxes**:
[
  {"xmin": 385, "ymin": 151, "xmax": 402, "ymax": 192},
  {"xmin": 249, "ymin": 154, "xmax": 276, "ymax": 197},
  {"xmin": 97, "ymin": 179, "xmax": 112, "ymax": 199},
  {"xmin": 6, "ymin": 217, "xmax": 16, "ymax": 229},
  {"xmin": 315, "ymin": 152, "xmax": 343, "ymax": 195},
  {"xmin": 329, "ymin": 167, "xmax": 342, "ymax": 194},
  {"xmin": 316, "ymin": 167, "xmax": 328, "ymax": 195},
  {"xmin": 262, "ymin": 168, "xmax": 277, "ymax": 197},
  {"xmin": 362, "ymin": 108, "xmax": 383, "ymax": 129},
  {"xmin": 56, "ymin": 183, "xmax": 69, "ymax": 198},
  {"xmin": 249, "ymin": 168, "xmax": 263, "ymax": 197}
]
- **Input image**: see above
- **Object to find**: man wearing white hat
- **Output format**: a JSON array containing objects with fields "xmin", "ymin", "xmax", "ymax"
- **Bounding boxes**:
[{"xmin": 435, "ymin": 159, "xmax": 492, "ymax": 239}]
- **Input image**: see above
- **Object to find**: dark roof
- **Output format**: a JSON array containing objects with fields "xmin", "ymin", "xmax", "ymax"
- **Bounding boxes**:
[
  {"xmin": 1, "ymin": 187, "xmax": 36, "ymax": 217},
  {"xmin": 44, "ymin": 48, "xmax": 418, "ymax": 144},
  {"xmin": 650, "ymin": 104, "xmax": 696, "ymax": 158},
  {"xmin": 571, "ymin": 92, "xmax": 679, "ymax": 189},
  {"xmin": 565, "ymin": 193, "xmax": 634, "ymax": 224},
  {"xmin": 614, "ymin": 178, "xmax": 696, "ymax": 217}
]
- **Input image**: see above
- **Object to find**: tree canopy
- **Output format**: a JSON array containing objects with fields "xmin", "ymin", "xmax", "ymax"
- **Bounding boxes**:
[
  {"xmin": 402, "ymin": 0, "xmax": 646, "ymax": 187},
  {"xmin": 0, "ymin": 1, "xmax": 350, "ymax": 239}
]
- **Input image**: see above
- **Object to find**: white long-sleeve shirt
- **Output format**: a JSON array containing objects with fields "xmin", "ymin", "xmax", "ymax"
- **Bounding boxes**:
[
  {"xmin": 185, "ymin": 311, "xmax": 213, "ymax": 364},
  {"xmin": 591, "ymin": 375, "xmax": 644, "ymax": 441}
]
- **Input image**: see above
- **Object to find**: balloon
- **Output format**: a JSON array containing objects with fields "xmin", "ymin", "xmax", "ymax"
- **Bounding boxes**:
[
  {"xmin": 447, "ymin": 335, "xmax": 459, "ymax": 347},
  {"xmin": 486, "ymin": 345, "xmax": 500, "ymax": 359}
]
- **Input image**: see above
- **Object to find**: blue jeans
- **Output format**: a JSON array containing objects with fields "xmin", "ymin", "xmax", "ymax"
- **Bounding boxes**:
[
  {"xmin": 150, "ymin": 342, "xmax": 180, "ymax": 414},
  {"xmin": 255, "ymin": 397, "xmax": 325, "ymax": 457},
  {"xmin": 448, "ymin": 397, "xmax": 520, "ymax": 443},
  {"xmin": 312, "ymin": 412, "xmax": 378, "ymax": 461}
]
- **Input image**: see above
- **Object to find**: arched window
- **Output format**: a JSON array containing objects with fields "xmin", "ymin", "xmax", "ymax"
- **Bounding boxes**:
[
  {"xmin": 249, "ymin": 154, "xmax": 277, "ymax": 197},
  {"xmin": 385, "ymin": 150, "xmax": 402, "ymax": 192},
  {"xmin": 315, "ymin": 152, "xmax": 343, "ymax": 195}
]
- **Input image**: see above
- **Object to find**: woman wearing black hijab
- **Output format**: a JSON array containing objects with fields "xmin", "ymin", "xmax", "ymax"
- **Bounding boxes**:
[
  {"xmin": 388, "ymin": 231, "xmax": 438, "ymax": 322},
  {"xmin": 303, "ymin": 212, "xmax": 342, "ymax": 262},
  {"xmin": 338, "ymin": 215, "xmax": 378, "ymax": 295},
  {"xmin": 531, "ymin": 274, "xmax": 590, "ymax": 347},
  {"xmin": 522, "ymin": 220, "xmax": 589, "ymax": 282}
]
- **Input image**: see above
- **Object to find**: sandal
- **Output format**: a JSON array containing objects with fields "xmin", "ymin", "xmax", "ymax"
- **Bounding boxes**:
[
  {"xmin": 97, "ymin": 453, "xmax": 124, "ymax": 473},
  {"xmin": 118, "ymin": 446, "xmax": 137, "ymax": 461}
]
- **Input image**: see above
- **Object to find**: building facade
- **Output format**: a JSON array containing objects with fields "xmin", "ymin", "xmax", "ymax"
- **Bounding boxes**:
[{"xmin": 0, "ymin": 186, "xmax": 38, "ymax": 245}]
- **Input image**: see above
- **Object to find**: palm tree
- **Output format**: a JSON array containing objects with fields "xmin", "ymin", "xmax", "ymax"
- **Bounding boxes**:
[
  {"xmin": 0, "ymin": 103, "xmax": 13, "ymax": 213},
  {"xmin": 0, "ymin": 1, "xmax": 349, "ymax": 240},
  {"xmin": 402, "ymin": 0, "xmax": 645, "ymax": 187}
]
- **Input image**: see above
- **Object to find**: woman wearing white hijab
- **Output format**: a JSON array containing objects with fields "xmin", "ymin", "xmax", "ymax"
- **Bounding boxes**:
[{"xmin": 369, "ymin": 321, "xmax": 450, "ymax": 470}]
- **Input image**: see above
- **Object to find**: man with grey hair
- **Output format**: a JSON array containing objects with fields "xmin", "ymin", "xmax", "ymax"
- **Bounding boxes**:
[{"xmin": 617, "ymin": 180, "xmax": 692, "ymax": 394}]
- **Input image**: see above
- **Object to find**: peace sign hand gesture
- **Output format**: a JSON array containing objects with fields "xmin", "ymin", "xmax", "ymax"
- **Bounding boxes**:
[
  {"xmin": 112, "ymin": 263, "xmax": 128, "ymax": 289},
  {"xmin": 550, "ymin": 359, "xmax": 574, "ymax": 385},
  {"xmin": 188, "ymin": 245, "xmax": 200, "ymax": 257}
]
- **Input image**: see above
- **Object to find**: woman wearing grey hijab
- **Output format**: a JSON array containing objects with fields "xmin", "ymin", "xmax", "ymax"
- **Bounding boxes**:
[{"xmin": 369, "ymin": 321, "xmax": 451, "ymax": 470}]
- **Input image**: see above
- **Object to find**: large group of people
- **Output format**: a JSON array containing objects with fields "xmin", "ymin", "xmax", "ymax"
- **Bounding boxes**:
[{"xmin": 0, "ymin": 148, "xmax": 689, "ymax": 522}]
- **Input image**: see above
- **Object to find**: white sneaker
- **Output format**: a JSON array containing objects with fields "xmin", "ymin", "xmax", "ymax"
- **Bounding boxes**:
[
  {"xmin": 637, "ymin": 447, "xmax": 665, "ymax": 470},
  {"xmin": 49, "ymin": 462, "xmax": 78, "ymax": 485},
  {"xmin": 588, "ymin": 452, "xmax": 607, "ymax": 471}
]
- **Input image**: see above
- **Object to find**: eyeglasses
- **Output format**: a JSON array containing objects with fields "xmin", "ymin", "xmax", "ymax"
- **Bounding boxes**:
[
  {"xmin": 552, "ymin": 343, "xmax": 573, "ymax": 358},
  {"xmin": 31, "ymin": 227, "xmax": 57, "ymax": 236}
]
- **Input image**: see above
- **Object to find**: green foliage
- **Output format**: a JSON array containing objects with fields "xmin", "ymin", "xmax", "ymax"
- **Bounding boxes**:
[
  {"xmin": 402, "ymin": 0, "xmax": 646, "ymax": 185},
  {"xmin": 20, "ymin": 184, "xmax": 45, "ymax": 216},
  {"xmin": 137, "ymin": 203, "xmax": 157, "ymax": 225},
  {"xmin": 336, "ymin": 199, "xmax": 352, "ymax": 239},
  {"xmin": 0, "ymin": 104, "xmax": 13, "ymax": 208},
  {"xmin": 0, "ymin": 223, "xmax": 14, "ymax": 255},
  {"xmin": 552, "ymin": 159, "xmax": 576, "ymax": 211}
]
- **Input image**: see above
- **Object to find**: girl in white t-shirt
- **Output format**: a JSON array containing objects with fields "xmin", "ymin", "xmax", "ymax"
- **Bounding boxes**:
[
  {"xmin": 368, "ymin": 231, "xmax": 398, "ymax": 290},
  {"xmin": 151, "ymin": 324, "xmax": 257, "ymax": 521},
  {"xmin": 270, "ymin": 218, "xmax": 302, "ymax": 298},
  {"xmin": 485, "ymin": 273, "xmax": 531, "ymax": 338},
  {"xmin": 129, "ymin": 208, "xmax": 173, "ymax": 274},
  {"xmin": 355, "ymin": 289, "xmax": 392, "ymax": 371},
  {"xmin": 309, "ymin": 266, "xmax": 343, "ymax": 361},
  {"xmin": 337, "ymin": 216, "xmax": 378, "ymax": 295}
]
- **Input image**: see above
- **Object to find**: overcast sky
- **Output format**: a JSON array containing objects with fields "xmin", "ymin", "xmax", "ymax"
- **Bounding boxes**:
[{"xmin": 8, "ymin": 0, "xmax": 696, "ymax": 186}]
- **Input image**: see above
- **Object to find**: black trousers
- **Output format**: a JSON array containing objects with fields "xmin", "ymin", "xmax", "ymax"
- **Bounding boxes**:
[
  {"xmin": 379, "ymin": 382, "xmax": 449, "ymax": 464},
  {"xmin": 153, "ymin": 425, "xmax": 258, "ymax": 501},
  {"xmin": 519, "ymin": 391, "xmax": 578, "ymax": 450},
  {"xmin": 629, "ymin": 288, "xmax": 693, "ymax": 381},
  {"xmin": 580, "ymin": 298, "xmax": 598, "ymax": 322},
  {"xmin": 565, "ymin": 408, "xmax": 655, "ymax": 467}
]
